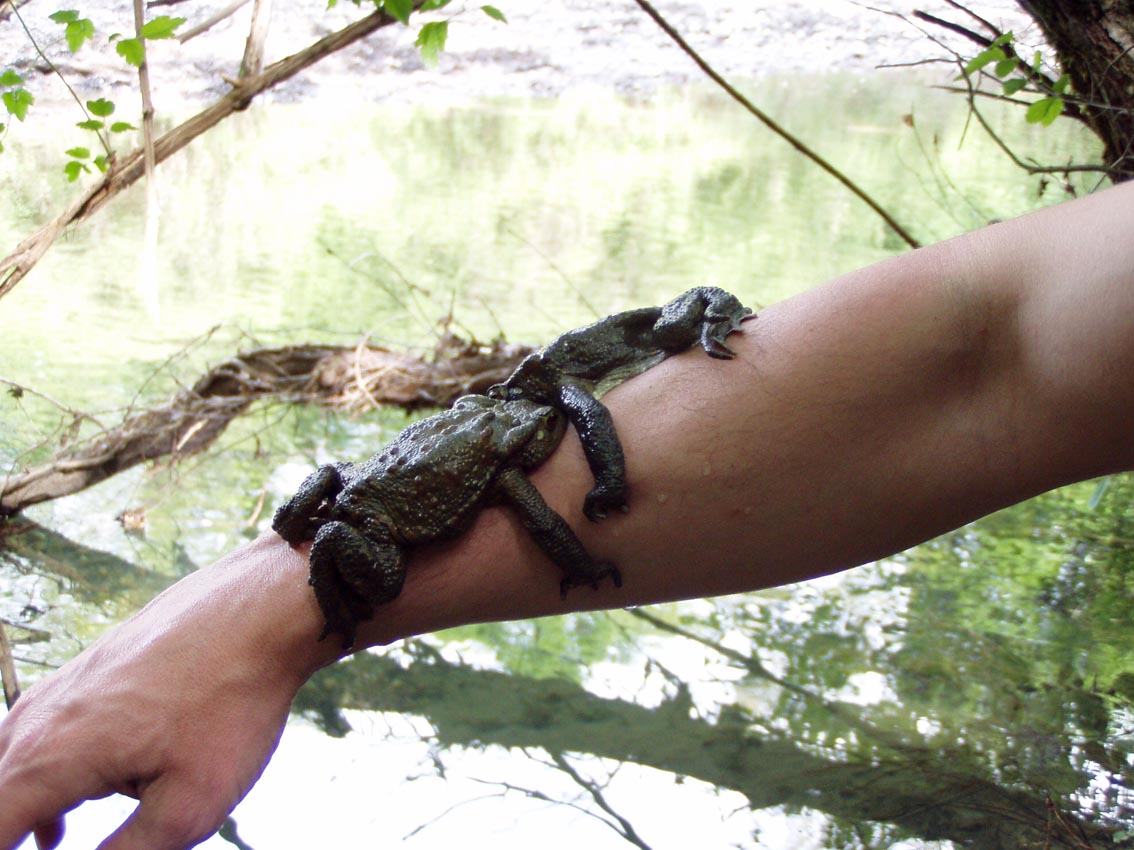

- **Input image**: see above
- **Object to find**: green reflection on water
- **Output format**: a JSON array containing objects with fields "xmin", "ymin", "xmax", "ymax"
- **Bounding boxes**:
[{"xmin": 0, "ymin": 73, "xmax": 1123, "ymax": 846}]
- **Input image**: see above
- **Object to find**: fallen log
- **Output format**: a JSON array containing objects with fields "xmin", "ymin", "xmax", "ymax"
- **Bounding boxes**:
[{"xmin": 0, "ymin": 334, "xmax": 532, "ymax": 516}]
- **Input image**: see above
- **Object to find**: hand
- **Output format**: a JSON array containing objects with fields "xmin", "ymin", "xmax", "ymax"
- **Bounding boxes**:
[{"xmin": 0, "ymin": 535, "xmax": 331, "ymax": 850}]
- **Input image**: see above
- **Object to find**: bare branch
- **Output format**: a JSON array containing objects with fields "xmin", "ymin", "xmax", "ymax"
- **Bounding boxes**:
[
  {"xmin": 547, "ymin": 752, "xmax": 654, "ymax": 850},
  {"xmin": 178, "ymin": 0, "xmax": 254, "ymax": 44},
  {"xmin": 632, "ymin": 0, "xmax": 921, "ymax": 249},
  {"xmin": 238, "ymin": 0, "xmax": 273, "ymax": 78}
]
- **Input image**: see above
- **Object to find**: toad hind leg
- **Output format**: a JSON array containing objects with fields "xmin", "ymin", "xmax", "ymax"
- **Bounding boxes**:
[
  {"xmin": 495, "ymin": 467, "xmax": 622, "ymax": 595},
  {"xmin": 308, "ymin": 520, "xmax": 406, "ymax": 649}
]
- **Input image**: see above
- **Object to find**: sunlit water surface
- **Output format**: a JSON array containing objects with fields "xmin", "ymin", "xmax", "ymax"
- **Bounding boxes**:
[{"xmin": 2, "ymin": 75, "xmax": 1130, "ymax": 850}]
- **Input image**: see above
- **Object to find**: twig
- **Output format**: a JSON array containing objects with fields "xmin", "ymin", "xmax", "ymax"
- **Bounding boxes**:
[
  {"xmin": 133, "ymin": 0, "xmax": 162, "ymax": 306},
  {"xmin": 178, "ymin": 0, "xmax": 253, "ymax": 44},
  {"xmin": 9, "ymin": 5, "xmax": 112, "ymax": 156},
  {"xmin": 547, "ymin": 752, "xmax": 654, "ymax": 850},
  {"xmin": 953, "ymin": 58, "xmax": 1112, "ymax": 177},
  {"xmin": 631, "ymin": 0, "xmax": 921, "ymax": 249},
  {"xmin": 0, "ymin": 0, "xmax": 29, "ymax": 25},
  {"xmin": 941, "ymin": 0, "xmax": 1000, "ymax": 38}
]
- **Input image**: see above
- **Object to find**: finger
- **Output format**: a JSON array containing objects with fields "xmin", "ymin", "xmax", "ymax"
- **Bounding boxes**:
[
  {"xmin": 33, "ymin": 818, "xmax": 65, "ymax": 850},
  {"xmin": 0, "ymin": 770, "xmax": 77, "ymax": 850},
  {"xmin": 97, "ymin": 784, "xmax": 222, "ymax": 850}
]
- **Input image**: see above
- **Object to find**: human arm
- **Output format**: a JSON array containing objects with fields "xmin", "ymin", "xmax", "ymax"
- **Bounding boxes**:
[{"xmin": 2, "ymin": 182, "xmax": 1133, "ymax": 850}]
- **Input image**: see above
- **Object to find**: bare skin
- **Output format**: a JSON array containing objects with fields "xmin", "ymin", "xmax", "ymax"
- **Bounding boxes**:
[{"xmin": 2, "ymin": 182, "xmax": 1134, "ymax": 850}]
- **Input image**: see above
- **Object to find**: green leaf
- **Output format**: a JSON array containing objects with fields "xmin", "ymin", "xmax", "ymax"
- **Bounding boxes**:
[
  {"xmin": 993, "ymin": 57, "xmax": 1016, "ymax": 78},
  {"xmin": 421, "ymin": 0, "xmax": 452, "ymax": 8},
  {"xmin": 86, "ymin": 98, "xmax": 115, "ymax": 117},
  {"xmin": 93, "ymin": 154, "xmax": 109, "ymax": 172},
  {"xmin": 110, "ymin": 120, "xmax": 136, "ymax": 132},
  {"xmin": 66, "ymin": 146, "xmax": 90, "ymax": 159},
  {"xmin": 63, "ymin": 160, "xmax": 88, "ymax": 181},
  {"xmin": 76, "ymin": 118, "xmax": 104, "ymax": 130},
  {"xmin": 64, "ymin": 18, "xmax": 96, "ymax": 52},
  {"xmin": 1002, "ymin": 78, "xmax": 1027, "ymax": 96},
  {"xmin": 962, "ymin": 45, "xmax": 1004, "ymax": 77},
  {"xmin": 48, "ymin": 9, "xmax": 80, "ymax": 23},
  {"xmin": 116, "ymin": 38, "xmax": 145, "ymax": 67},
  {"xmin": 2, "ymin": 88, "xmax": 33, "ymax": 121},
  {"xmin": 0, "ymin": 69, "xmax": 24, "ymax": 87},
  {"xmin": 140, "ymin": 15, "xmax": 186, "ymax": 39},
  {"xmin": 1053, "ymin": 73, "xmax": 1071, "ymax": 95},
  {"xmin": 480, "ymin": 5, "xmax": 506, "ymax": 22},
  {"xmin": 1025, "ymin": 95, "xmax": 1063, "ymax": 126},
  {"xmin": 415, "ymin": 20, "xmax": 448, "ymax": 68},
  {"xmin": 383, "ymin": 0, "xmax": 412, "ymax": 24}
]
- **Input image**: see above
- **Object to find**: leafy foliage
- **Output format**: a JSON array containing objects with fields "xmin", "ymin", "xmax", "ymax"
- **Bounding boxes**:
[
  {"xmin": 415, "ymin": 20, "xmax": 449, "ymax": 68},
  {"xmin": 3, "ymin": 1, "xmax": 504, "ymax": 176},
  {"xmin": 960, "ymin": 31, "xmax": 1072, "ymax": 127},
  {"xmin": 48, "ymin": 10, "xmax": 96, "ymax": 52}
]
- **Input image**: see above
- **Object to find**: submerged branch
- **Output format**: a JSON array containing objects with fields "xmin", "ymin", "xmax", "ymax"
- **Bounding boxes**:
[{"xmin": 0, "ymin": 334, "xmax": 532, "ymax": 516}]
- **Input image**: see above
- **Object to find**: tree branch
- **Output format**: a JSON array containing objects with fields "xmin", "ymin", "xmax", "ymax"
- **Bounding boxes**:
[
  {"xmin": 177, "ymin": 0, "xmax": 253, "ymax": 44},
  {"xmin": 0, "ymin": 5, "xmax": 413, "ymax": 300},
  {"xmin": 631, "ymin": 0, "xmax": 921, "ymax": 249},
  {"xmin": 238, "ymin": 0, "xmax": 273, "ymax": 79},
  {"xmin": 0, "ymin": 620, "xmax": 19, "ymax": 709}
]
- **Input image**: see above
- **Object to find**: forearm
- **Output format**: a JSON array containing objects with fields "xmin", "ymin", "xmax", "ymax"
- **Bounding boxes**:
[{"xmin": 345, "ymin": 181, "xmax": 1134, "ymax": 650}]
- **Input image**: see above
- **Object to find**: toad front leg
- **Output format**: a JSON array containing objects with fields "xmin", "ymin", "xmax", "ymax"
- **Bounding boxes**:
[
  {"xmin": 495, "ymin": 466, "xmax": 622, "ymax": 595},
  {"xmin": 555, "ymin": 381, "xmax": 627, "ymax": 521},
  {"xmin": 273, "ymin": 462, "xmax": 355, "ymax": 543}
]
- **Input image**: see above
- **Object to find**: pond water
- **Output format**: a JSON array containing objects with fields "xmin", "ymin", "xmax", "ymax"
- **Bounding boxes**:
[{"xmin": 2, "ymin": 69, "xmax": 1131, "ymax": 850}]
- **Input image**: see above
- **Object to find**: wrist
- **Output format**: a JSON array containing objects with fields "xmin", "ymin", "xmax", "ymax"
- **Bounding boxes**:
[{"xmin": 197, "ymin": 533, "xmax": 344, "ymax": 685}]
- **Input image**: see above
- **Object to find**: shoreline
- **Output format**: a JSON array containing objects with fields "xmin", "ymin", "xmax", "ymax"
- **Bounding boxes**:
[{"xmin": 2, "ymin": 1, "xmax": 1036, "ymax": 109}]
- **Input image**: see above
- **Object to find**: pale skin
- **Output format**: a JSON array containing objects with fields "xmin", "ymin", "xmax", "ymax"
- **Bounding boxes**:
[{"xmin": 2, "ymin": 182, "xmax": 1134, "ymax": 850}]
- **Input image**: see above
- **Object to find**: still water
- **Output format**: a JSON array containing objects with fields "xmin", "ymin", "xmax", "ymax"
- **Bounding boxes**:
[{"xmin": 2, "ymin": 73, "xmax": 1130, "ymax": 849}]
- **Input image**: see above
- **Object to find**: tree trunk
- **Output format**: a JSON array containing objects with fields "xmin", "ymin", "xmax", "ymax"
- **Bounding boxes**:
[{"xmin": 1018, "ymin": 0, "xmax": 1134, "ymax": 177}]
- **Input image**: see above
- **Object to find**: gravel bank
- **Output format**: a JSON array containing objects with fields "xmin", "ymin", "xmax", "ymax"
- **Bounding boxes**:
[{"xmin": 2, "ymin": 0, "xmax": 1039, "ymax": 108}]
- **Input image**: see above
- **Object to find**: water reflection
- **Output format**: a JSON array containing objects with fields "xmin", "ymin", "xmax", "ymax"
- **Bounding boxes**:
[{"xmin": 1, "ymin": 76, "xmax": 1126, "ymax": 848}]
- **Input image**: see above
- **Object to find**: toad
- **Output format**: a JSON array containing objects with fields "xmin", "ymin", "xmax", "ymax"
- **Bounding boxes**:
[
  {"xmin": 488, "ymin": 286, "xmax": 754, "ymax": 519},
  {"xmin": 273, "ymin": 395, "xmax": 618, "ymax": 647}
]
